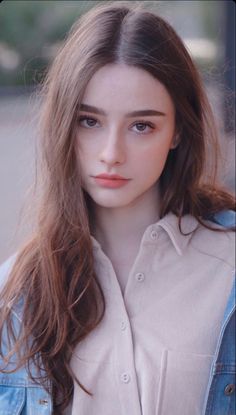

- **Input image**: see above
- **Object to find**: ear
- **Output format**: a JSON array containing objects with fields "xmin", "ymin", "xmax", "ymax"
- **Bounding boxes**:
[{"xmin": 170, "ymin": 134, "xmax": 180, "ymax": 149}]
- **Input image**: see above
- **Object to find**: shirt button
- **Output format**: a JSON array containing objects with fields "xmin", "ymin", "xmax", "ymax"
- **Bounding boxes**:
[
  {"xmin": 121, "ymin": 321, "xmax": 127, "ymax": 331},
  {"xmin": 150, "ymin": 230, "xmax": 158, "ymax": 240},
  {"xmin": 135, "ymin": 272, "xmax": 145, "ymax": 282},
  {"xmin": 120, "ymin": 372, "xmax": 130, "ymax": 383},
  {"xmin": 224, "ymin": 384, "xmax": 235, "ymax": 395}
]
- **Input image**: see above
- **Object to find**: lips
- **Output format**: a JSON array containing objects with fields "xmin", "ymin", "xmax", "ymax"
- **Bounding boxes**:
[
  {"xmin": 94, "ymin": 173, "xmax": 128, "ymax": 180},
  {"xmin": 92, "ymin": 173, "xmax": 130, "ymax": 189}
]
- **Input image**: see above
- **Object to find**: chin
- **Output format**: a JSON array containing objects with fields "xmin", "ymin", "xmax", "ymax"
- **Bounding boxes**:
[
  {"xmin": 89, "ymin": 193, "xmax": 133, "ymax": 209},
  {"xmin": 94, "ymin": 199, "xmax": 129, "ymax": 209}
]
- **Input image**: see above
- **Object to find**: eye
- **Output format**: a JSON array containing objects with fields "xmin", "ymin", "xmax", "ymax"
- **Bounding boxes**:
[
  {"xmin": 132, "ymin": 121, "xmax": 155, "ymax": 134},
  {"xmin": 78, "ymin": 116, "xmax": 99, "ymax": 128}
]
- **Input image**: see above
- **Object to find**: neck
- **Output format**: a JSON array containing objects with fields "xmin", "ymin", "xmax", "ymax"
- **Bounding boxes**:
[{"xmin": 91, "ymin": 184, "xmax": 161, "ymax": 258}]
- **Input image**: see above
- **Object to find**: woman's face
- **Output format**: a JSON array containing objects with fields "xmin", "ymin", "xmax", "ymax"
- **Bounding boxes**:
[{"xmin": 76, "ymin": 63, "xmax": 176, "ymax": 209}]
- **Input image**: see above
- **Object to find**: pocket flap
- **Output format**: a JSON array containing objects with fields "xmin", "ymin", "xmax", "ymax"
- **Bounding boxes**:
[{"xmin": 0, "ymin": 385, "xmax": 25, "ymax": 415}]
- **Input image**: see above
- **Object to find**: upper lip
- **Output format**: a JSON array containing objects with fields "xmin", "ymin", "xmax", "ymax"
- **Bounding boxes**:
[{"xmin": 94, "ymin": 173, "xmax": 129, "ymax": 180}]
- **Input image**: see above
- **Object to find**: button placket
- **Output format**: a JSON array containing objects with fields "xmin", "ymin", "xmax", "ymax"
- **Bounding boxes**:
[{"xmin": 100, "ymin": 240, "xmax": 142, "ymax": 415}]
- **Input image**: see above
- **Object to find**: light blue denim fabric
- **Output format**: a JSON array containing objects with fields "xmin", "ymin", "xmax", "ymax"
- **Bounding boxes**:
[
  {"xmin": 202, "ymin": 211, "xmax": 236, "ymax": 415},
  {"xmin": 0, "ymin": 294, "xmax": 52, "ymax": 415},
  {"xmin": 0, "ymin": 259, "xmax": 53, "ymax": 415},
  {"xmin": 0, "ymin": 210, "xmax": 235, "ymax": 415}
]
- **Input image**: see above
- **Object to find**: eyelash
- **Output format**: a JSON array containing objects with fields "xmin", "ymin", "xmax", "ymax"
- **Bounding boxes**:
[{"xmin": 78, "ymin": 115, "xmax": 155, "ymax": 134}]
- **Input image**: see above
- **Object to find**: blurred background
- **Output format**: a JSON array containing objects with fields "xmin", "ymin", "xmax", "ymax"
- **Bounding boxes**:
[{"xmin": 0, "ymin": 0, "xmax": 235, "ymax": 263}]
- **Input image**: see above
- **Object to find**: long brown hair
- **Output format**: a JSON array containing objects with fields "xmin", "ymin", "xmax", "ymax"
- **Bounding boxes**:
[{"xmin": 0, "ymin": 1, "xmax": 235, "ymax": 413}]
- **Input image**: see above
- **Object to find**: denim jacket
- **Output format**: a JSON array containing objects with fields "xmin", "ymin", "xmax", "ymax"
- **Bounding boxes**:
[{"xmin": 0, "ymin": 210, "xmax": 235, "ymax": 415}]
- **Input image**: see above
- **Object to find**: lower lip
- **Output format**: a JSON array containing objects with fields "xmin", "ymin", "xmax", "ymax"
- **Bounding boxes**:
[{"xmin": 94, "ymin": 177, "xmax": 130, "ymax": 188}]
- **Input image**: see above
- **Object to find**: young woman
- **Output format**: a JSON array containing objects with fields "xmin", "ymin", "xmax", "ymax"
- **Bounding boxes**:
[{"xmin": 0, "ymin": 1, "xmax": 235, "ymax": 414}]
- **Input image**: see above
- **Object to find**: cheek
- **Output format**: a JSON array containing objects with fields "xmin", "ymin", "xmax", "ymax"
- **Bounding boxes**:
[
  {"xmin": 134, "ymin": 142, "xmax": 171, "ymax": 169},
  {"xmin": 77, "ymin": 137, "xmax": 100, "ymax": 158},
  {"xmin": 76, "ymin": 143, "xmax": 95, "ymax": 167},
  {"xmin": 75, "ymin": 141, "xmax": 91, "ymax": 177},
  {"xmin": 131, "ymin": 145, "xmax": 171, "ymax": 184}
]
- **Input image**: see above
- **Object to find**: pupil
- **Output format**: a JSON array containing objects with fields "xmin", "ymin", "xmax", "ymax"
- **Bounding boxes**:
[
  {"xmin": 137, "ymin": 123, "xmax": 145, "ymax": 131},
  {"xmin": 88, "ymin": 119, "xmax": 96, "ymax": 126}
]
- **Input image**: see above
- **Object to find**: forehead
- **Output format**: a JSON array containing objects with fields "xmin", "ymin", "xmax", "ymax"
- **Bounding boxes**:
[{"xmin": 81, "ymin": 63, "xmax": 175, "ymax": 114}]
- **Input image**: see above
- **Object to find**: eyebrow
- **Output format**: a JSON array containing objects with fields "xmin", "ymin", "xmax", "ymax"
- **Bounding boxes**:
[{"xmin": 79, "ymin": 103, "xmax": 166, "ymax": 117}]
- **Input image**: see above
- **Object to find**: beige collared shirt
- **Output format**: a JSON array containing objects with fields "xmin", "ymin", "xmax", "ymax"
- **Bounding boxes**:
[{"xmin": 67, "ymin": 212, "xmax": 235, "ymax": 415}]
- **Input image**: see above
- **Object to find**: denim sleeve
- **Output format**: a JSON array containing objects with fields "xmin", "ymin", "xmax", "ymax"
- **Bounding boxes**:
[
  {"xmin": 211, "ymin": 210, "xmax": 236, "ymax": 228},
  {"xmin": 0, "ymin": 297, "xmax": 52, "ymax": 414},
  {"xmin": 204, "ymin": 309, "xmax": 235, "ymax": 414}
]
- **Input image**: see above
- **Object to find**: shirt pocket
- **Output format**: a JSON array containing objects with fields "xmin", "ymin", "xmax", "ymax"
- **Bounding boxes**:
[
  {"xmin": 0, "ymin": 384, "xmax": 25, "ymax": 415},
  {"xmin": 156, "ymin": 349, "xmax": 213, "ymax": 415}
]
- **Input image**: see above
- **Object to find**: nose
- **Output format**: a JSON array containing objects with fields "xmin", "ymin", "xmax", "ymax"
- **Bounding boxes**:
[{"xmin": 99, "ymin": 130, "xmax": 126, "ymax": 166}]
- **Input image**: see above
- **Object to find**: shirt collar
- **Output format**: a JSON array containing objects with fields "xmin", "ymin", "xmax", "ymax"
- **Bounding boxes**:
[
  {"xmin": 156, "ymin": 212, "xmax": 199, "ymax": 255},
  {"xmin": 91, "ymin": 212, "xmax": 199, "ymax": 256}
]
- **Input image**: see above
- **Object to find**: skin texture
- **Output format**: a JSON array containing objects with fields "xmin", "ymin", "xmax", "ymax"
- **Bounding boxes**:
[
  {"xmin": 76, "ymin": 63, "xmax": 177, "ymax": 283},
  {"xmin": 76, "ymin": 63, "xmax": 176, "ymax": 212}
]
